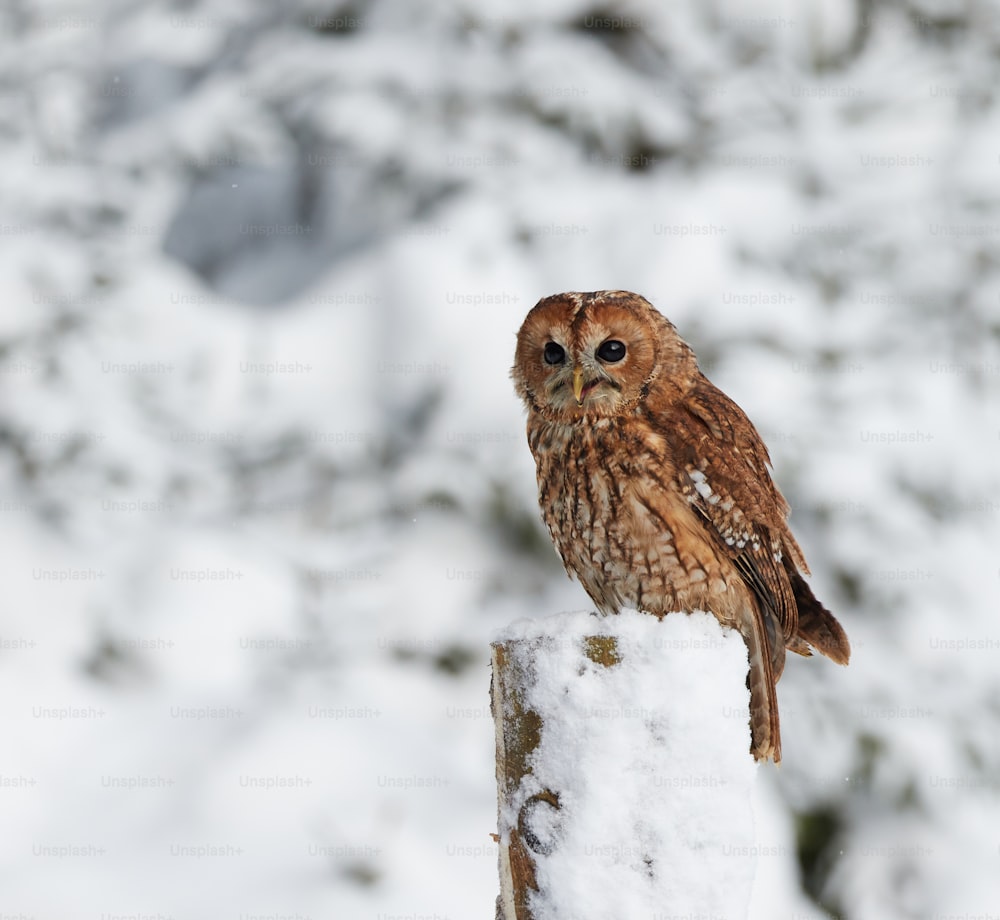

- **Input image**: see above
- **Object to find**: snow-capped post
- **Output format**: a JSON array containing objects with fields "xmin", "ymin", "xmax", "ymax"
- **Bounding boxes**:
[{"xmin": 491, "ymin": 609, "xmax": 759, "ymax": 920}]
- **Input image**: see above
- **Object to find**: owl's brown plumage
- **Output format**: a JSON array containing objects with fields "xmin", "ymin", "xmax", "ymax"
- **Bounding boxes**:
[{"xmin": 511, "ymin": 290, "xmax": 850, "ymax": 763}]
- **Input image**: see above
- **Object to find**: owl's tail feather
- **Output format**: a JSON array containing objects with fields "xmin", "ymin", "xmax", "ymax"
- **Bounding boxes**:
[
  {"xmin": 742, "ymin": 607, "xmax": 782, "ymax": 764},
  {"xmin": 787, "ymin": 571, "xmax": 851, "ymax": 666}
]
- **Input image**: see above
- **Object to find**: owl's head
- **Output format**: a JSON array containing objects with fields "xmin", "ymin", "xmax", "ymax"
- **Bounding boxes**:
[{"xmin": 512, "ymin": 290, "xmax": 694, "ymax": 421}]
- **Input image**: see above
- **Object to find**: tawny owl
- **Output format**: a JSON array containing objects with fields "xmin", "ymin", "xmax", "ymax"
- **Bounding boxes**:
[{"xmin": 511, "ymin": 290, "xmax": 850, "ymax": 762}]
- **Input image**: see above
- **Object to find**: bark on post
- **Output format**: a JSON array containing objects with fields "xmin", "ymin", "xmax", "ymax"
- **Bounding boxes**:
[{"xmin": 491, "ymin": 610, "xmax": 759, "ymax": 920}]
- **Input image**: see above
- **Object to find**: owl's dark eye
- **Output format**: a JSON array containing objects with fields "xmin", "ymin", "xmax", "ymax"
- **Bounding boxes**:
[
  {"xmin": 596, "ymin": 339, "xmax": 626, "ymax": 363},
  {"xmin": 543, "ymin": 342, "xmax": 566, "ymax": 365}
]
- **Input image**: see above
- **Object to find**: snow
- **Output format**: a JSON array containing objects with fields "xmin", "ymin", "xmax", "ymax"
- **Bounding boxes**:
[{"xmin": 497, "ymin": 609, "xmax": 758, "ymax": 919}]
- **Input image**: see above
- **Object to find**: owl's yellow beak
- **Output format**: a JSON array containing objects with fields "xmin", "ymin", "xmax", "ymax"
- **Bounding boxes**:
[{"xmin": 572, "ymin": 366, "xmax": 585, "ymax": 405}]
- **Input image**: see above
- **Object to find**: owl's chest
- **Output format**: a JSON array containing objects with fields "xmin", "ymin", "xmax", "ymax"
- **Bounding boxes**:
[
  {"xmin": 529, "ymin": 416, "xmax": 737, "ymax": 616},
  {"xmin": 532, "ymin": 420, "xmax": 675, "ymax": 591},
  {"xmin": 533, "ymin": 417, "xmax": 664, "ymax": 523}
]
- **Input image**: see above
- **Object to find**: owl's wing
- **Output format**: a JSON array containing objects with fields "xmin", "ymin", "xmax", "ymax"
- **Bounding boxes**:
[{"xmin": 658, "ymin": 377, "xmax": 804, "ymax": 648}]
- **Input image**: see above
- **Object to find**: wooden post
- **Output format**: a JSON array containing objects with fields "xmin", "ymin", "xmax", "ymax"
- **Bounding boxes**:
[{"xmin": 491, "ymin": 610, "xmax": 759, "ymax": 920}]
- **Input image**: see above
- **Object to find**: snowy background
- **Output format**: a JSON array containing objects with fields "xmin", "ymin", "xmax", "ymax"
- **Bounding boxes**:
[{"xmin": 2, "ymin": 0, "xmax": 1000, "ymax": 917}]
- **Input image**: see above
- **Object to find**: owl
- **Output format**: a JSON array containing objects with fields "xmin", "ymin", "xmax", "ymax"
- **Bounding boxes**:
[{"xmin": 511, "ymin": 290, "xmax": 850, "ymax": 762}]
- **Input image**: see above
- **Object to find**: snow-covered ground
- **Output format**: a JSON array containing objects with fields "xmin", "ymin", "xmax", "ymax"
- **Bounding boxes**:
[{"xmin": 2, "ymin": 1, "xmax": 999, "ymax": 917}]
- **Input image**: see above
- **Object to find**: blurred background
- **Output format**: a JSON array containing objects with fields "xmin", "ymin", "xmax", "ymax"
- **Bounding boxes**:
[{"xmin": 2, "ymin": 0, "xmax": 999, "ymax": 917}]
